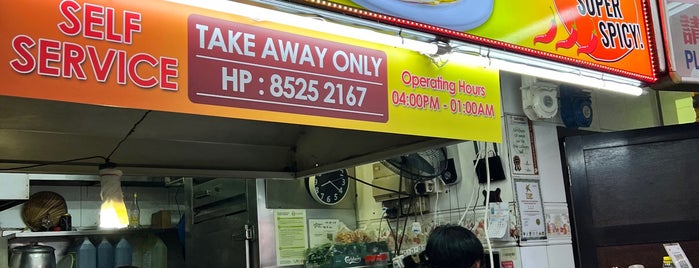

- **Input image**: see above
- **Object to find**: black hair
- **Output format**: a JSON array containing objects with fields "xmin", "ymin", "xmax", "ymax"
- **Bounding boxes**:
[{"xmin": 423, "ymin": 224, "xmax": 484, "ymax": 268}]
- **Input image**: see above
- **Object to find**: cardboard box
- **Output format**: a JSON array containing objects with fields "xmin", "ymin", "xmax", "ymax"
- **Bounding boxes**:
[{"xmin": 151, "ymin": 210, "xmax": 172, "ymax": 228}]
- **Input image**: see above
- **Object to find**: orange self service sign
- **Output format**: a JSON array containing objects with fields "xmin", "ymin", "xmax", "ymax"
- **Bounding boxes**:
[
  {"xmin": 0, "ymin": 0, "xmax": 502, "ymax": 142},
  {"xmin": 312, "ymin": 0, "xmax": 657, "ymax": 82}
]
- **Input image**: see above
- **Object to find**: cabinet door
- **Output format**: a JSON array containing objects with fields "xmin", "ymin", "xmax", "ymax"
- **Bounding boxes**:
[{"xmin": 189, "ymin": 212, "xmax": 252, "ymax": 267}]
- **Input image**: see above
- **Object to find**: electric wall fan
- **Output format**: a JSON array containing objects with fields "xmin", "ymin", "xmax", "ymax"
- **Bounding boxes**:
[{"xmin": 381, "ymin": 147, "xmax": 449, "ymax": 182}]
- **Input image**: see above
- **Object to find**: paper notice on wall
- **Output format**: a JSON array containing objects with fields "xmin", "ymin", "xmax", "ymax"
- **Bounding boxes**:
[
  {"xmin": 545, "ymin": 203, "xmax": 572, "ymax": 240},
  {"xmin": 664, "ymin": 243, "xmax": 694, "ymax": 268},
  {"xmin": 487, "ymin": 202, "xmax": 509, "ymax": 239},
  {"xmin": 308, "ymin": 219, "xmax": 339, "ymax": 248},
  {"xmin": 514, "ymin": 179, "xmax": 547, "ymax": 241},
  {"xmin": 275, "ymin": 209, "xmax": 308, "ymax": 266},
  {"xmin": 506, "ymin": 115, "xmax": 539, "ymax": 176}
]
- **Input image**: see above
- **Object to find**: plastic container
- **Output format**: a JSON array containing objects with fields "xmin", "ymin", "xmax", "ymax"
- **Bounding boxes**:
[
  {"xmin": 115, "ymin": 237, "xmax": 133, "ymax": 267},
  {"xmin": 130, "ymin": 236, "xmax": 145, "ymax": 268},
  {"xmin": 663, "ymin": 256, "xmax": 675, "ymax": 268},
  {"xmin": 152, "ymin": 236, "xmax": 167, "ymax": 268},
  {"xmin": 97, "ymin": 238, "xmax": 114, "ymax": 268},
  {"xmin": 142, "ymin": 234, "xmax": 167, "ymax": 268},
  {"xmin": 76, "ymin": 237, "xmax": 96, "ymax": 268}
]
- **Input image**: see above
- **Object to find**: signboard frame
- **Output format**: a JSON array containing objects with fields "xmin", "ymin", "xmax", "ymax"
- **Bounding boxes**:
[
  {"xmin": 0, "ymin": 0, "xmax": 503, "ymax": 142},
  {"xmin": 292, "ymin": 0, "xmax": 659, "ymax": 83}
]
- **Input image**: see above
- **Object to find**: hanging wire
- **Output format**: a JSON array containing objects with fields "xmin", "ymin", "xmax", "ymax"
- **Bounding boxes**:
[
  {"xmin": 0, "ymin": 110, "xmax": 152, "ymax": 171},
  {"xmin": 106, "ymin": 110, "xmax": 152, "ymax": 161},
  {"xmin": 395, "ymin": 170, "xmax": 404, "ymax": 255},
  {"xmin": 385, "ymin": 217, "xmax": 397, "ymax": 255},
  {"xmin": 397, "ymin": 179, "xmax": 414, "ymax": 255},
  {"xmin": 174, "ymin": 186, "xmax": 182, "ymax": 217},
  {"xmin": 347, "ymin": 174, "xmax": 401, "ymax": 194}
]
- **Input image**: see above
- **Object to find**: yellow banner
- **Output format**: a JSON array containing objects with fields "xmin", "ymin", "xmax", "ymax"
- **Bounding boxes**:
[
  {"xmin": 0, "ymin": 0, "xmax": 501, "ymax": 142},
  {"xmin": 321, "ymin": 0, "xmax": 656, "ymax": 82}
]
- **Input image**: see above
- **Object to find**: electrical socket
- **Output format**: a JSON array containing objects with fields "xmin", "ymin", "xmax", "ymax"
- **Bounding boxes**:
[{"xmin": 415, "ymin": 179, "xmax": 444, "ymax": 195}]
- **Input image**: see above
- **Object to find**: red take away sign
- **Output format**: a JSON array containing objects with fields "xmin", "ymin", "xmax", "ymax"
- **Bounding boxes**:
[{"xmin": 187, "ymin": 14, "xmax": 389, "ymax": 122}]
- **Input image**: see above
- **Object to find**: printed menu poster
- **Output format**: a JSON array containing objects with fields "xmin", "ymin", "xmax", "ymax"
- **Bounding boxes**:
[
  {"xmin": 275, "ymin": 209, "xmax": 308, "ymax": 266},
  {"xmin": 514, "ymin": 179, "xmax": 547, "ymax": 241},
  {"xmin": 308, "ymin": 219, "xmax": 340, "ymax": 248},
  {"xmin": 507, "ymin": 115, "xmax": 538, "ymax": 176}
]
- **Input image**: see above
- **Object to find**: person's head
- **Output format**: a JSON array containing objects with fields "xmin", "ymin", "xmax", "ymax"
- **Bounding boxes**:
[{"xmin": 423, "ymin": 224, "xmax": 484, "ymax": 268}]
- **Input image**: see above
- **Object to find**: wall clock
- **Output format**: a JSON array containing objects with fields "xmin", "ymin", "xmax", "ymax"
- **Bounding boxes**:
[{"xmin": 306, "ymin": 169, "xmax": 349, "ymax": 206}]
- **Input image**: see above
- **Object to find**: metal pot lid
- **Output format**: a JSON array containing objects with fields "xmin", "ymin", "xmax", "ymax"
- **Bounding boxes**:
[{"xmin": 13, "ymin": 245, "xmax": 54, "ymax": 253}]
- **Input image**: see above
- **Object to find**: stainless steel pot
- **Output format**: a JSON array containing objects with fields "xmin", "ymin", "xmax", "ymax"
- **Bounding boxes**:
[{"xmin": 10, "ymin": 245, "xmax": 56, "ymax": 268}]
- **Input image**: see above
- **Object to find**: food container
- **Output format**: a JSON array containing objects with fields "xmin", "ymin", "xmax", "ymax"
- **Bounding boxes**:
[
  {"xmin": 150, "ymin": 210, "xmax": 172, "ymax": 228},
  {"xmin": 10, "ymin": 245, "xmax": 56, "ymax": 268}
]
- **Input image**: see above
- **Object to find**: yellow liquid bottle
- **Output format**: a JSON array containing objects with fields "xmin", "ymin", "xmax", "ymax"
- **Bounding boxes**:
[{"xmin": 129, "ymin": 192, "xmax": 140, "ymax": 228}]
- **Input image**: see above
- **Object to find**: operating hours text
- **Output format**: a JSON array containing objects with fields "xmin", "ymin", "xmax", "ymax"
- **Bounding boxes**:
[
  {"xmin": 391, "ymin": 90, "xmax": 440, "ymax": 111},
  {"xmin": 391, "ymin": 90, "xmax": 495, "ymax": 117},
  {"xmin": 449, "ymin": 98, "xmax": 495, "ymax": 117}
]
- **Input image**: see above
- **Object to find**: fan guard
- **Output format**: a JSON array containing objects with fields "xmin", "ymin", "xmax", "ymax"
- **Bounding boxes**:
[{"xmin": 381, "ymin": 147, "xmax": 448, "ymax": 181}]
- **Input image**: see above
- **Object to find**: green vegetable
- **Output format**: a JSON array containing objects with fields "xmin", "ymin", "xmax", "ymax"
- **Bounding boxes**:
[{"xmin": 306, "ymin": 243, "xmax": 333, "ymax": 265}]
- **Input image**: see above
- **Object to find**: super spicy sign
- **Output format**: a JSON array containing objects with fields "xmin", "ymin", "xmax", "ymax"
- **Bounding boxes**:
[
  {"xmin": 9, "ymin": 0, "xmax": 179, "ymax": 90},
  {"xmin": 188, "ymin": 14, "xmax": 388, "ymax": 122},
  {"xmin": 534, "ymin": 0, "xmax": 645, "ymax": 62}
]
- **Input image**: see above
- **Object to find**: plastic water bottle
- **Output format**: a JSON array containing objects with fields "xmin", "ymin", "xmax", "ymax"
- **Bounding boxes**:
[
  {"xmin": 115, "ymin": 237, "xmax": 133, "ymax": 267},
  {"xmin": 76, "ymin": 237, "xmax": 96, "ymax": 268},
  {"xmin": 97, "ymin": 238, "xmax": 114, "ymax": 268}
]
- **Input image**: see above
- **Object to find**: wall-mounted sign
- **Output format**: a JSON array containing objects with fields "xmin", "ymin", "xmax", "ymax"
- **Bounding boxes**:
[
  {"xmin": 506, "ymin": 115, "xmax": 539, "ymax": 176},
  {"xmin": 514, "ymin": 179, "xmax": 547, "ymax": 242},
  {"xmin": 274, "ymin": 209, "xmax": 308, "ymax": 266},
  {"xmin": 0, "ymin": 0, "xmax": 502, "ymax": 142},
  {"xmin": 661, "ymin": 0, "xmax": 699, "ymax": 83},
  {"xmin": 308, "ymin": 219, "xmax": 340, "ymax": 248},
  {"xmin": 308, "ymin": 0, "xmax": 657, "ymax": 82},
  {"xmin": 544, "ymin": 203, "xmax": 572, "ymax": 241}
]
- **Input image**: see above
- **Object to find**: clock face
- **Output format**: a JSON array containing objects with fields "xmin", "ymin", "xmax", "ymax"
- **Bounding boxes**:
[{"xmin": 307, "ymin": 169, "xmax": 349, "ymax": 206}]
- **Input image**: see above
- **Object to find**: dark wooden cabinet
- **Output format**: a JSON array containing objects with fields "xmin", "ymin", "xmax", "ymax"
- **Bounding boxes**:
[{"xmin": 563, "ymin": 123, "xmax": 699, "ymax": 267}]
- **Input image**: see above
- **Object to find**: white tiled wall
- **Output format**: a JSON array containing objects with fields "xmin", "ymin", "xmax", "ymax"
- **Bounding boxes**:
[{"xmin": 0, "ymin": 185, "xmax": 183, "ymax": 231}]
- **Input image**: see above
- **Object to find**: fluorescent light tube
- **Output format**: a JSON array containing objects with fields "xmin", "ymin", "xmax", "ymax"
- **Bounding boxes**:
[
  {"xmin": 491, "ymin": 59, "xmax": 643, "ymax": 96},
  {"xmin": 168, "ymin": 0, "xmax": 438, "ymax": 54}
]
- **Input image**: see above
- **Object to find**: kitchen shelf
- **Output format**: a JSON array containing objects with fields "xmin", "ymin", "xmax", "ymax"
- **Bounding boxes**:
[
  {"xmin": 0, "ymin": 227, "xmax": 185, "ymax": 268},
  {"xmin": 3, "ymin": 227, "xmax": 176, "ymax": 244}
]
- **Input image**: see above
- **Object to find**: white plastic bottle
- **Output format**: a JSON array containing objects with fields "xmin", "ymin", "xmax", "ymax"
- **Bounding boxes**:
[
  {"xmin": 115, "ymin": 237, "xmax": 133, "ymax": 267},
  {"xmin": 97, "ymin": 238, "xmax": 114, "ymax": 268},
  {"xmin": 152, "ymin": 236, "xmax": 168, "ymax": 268},
  {"xmin": 76, "ymin": 237, "xmax": 96, "ymax": 268},
  {"xmin": 131, "ymin": 235, "xmax": 145, "ymax": 268},
  {"xmin": 142, "ymin": 234, "xmax": 168, "ymax": 268}
]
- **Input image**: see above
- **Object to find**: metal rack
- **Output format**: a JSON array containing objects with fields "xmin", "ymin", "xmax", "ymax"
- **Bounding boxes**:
[
  {"xmin": 2, "ymin": 228, "xmax": 176, "ymax": 244},
  {"xmin": 0, "ymin": 228, "xmax": 181, "ymax": 268}
]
